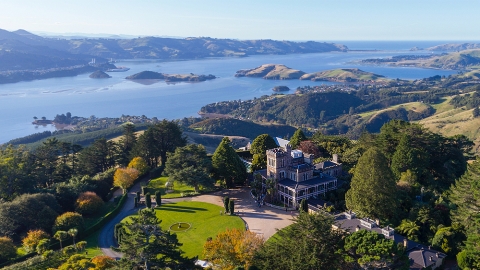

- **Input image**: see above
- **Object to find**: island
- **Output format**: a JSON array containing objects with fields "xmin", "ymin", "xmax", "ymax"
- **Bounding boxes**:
[
  {"xmin": 126, "ymin": 71, "xmax": 216, "ymax": 82},
  {"xmin": 89, "ymin": 70, "xmax": 111, "ymax": 79},
  {"xmin": 273, "ymin": 86, "xmax": 290, "ymax": 92},
  {"xmin": 236, "ymin": 65, "xmax": 390, "ymax": 83}
]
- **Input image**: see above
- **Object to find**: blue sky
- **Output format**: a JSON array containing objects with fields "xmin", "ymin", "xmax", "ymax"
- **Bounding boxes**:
[{"xmin": 1, "ymin": 0, "xmax": 478, "ymax": 40}]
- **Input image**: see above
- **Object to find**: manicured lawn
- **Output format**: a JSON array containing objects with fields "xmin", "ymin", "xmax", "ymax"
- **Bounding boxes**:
[
  {"xmin": 83, "ymin": 230, "xmax": 103, "ymax": 258},
  {"xmin": 146, "ymin": 176, "xmax": 197, "ymax": 199},
  {"xmin": 123, "ymin": 201, "xmax": 245, "ymax": 258}
]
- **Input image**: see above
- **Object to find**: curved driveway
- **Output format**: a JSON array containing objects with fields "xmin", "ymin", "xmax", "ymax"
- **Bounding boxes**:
[{"xmin": 98, "ymin": 185, "xmax": 295, "ymax": 258}]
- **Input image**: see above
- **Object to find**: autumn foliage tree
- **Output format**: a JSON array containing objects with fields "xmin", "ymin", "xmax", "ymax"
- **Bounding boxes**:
[
  {"xmin": 128, "ymin": 157, "xmax": 149, "ymax": 175},
  {"xmin": 203, "ymin": 228, "xmax": 264, "ymax": 270},
  {"xmin": 22, "ymin": 229, "xmax": 50, "ymax": 253},
  {"xmin": 91, "ymin": 255, "xmax": 116, "ymax": 270},
  {"xmin": 53, "ymin": 212, "xmax": 85, "ymax": 233},
  {"xmin": 75, "ymin": 191, "xmax": 104, "ymax": 215},
  {"xmin": 114, "ymin": 167, "xmax": 139, "ymax": 194}
]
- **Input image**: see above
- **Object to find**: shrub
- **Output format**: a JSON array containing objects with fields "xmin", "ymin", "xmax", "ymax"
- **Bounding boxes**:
[
  {"xmin": 53, "ymin": 212, "xmax": 85, "ymax": 233},
  {"xmin": 229, "ymin": 200, "xmax": 235, "ymax": 215},
  {"xmin": 75, "ymin": 192, "xmax": 104, "ymax": 216},
  {"xmin": 155, "ymin": 191, "xmax": 161, "ymax": 207},
  {"xmin": 92, "ymin": 255, "xmax": 115, "ymax": 270},
  {"xmin": 145, "ymin": 193, "xmax": 152, "ymax": 208},
  {"xmin": 128, "ymin": 157, "xmax": 149, "ymax": 175},
  {"xmin": 36, "ymin": 239, "xmax": 50, "ymax": 255},
  {"xmin": 224, "ymin": 196, "xmax": 230, "ymax": 213},
  {"xmin": 0, "ymin": 236, "xmax": 16, "ymax": 263},
  {"xmin": 22, "ymin": 229, "xmax": 50, "ymax": 253}
]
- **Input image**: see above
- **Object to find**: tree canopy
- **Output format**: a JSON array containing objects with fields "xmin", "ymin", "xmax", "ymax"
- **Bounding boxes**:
[
  {"xmin": 289, "ymin": 128, "xmax": 307, "ymax": 149},
  {"xmin": 212, "ymin": 137, "xmax": 247, "ymax": 187},
  {"xmin": 345, "ymin": 147, "xmax": 398, "ymax": 220},
  {"xmin": 250, "ymin": 134, "xmax": 278, "ymax": 171},
  {"xmin": 253, "ymin": 212, "xmax": 345, "ymax": 270},
  {"xmin": 165, "ymin": 144, "xmax": 214, "ymax": 193}
]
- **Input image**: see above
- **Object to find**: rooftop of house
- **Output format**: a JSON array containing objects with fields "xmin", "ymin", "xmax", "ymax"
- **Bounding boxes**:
[
  {"xmin": 274, "ymin": 137, "xmax": 290, "ymax": 149},
  {"xmin": 315, "ymin": 160, "xmax": 341, "ymax": 170},
  {"xmin": 278, "ymin": 174, "xmax": 337, "ymax": 189},
  {"xmin": 333, "ymin": 212, "xmax": 446, "ymax": 269}
]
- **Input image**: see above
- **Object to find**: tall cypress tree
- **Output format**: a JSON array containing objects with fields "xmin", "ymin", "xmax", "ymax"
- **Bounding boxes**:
[
  {"xmin": 391, "ymin": 134, "xmax": 417, "ymax": 180},
  {"xmin": 250, "ymin": 134, "xmax": 278, "ymax": 171},
  {"xmin": 345, "ymin": 147, "xmax": 398, "ymax": 220},
  {"xmin": 212, "ymin": 137, "xmax": 247, "ymax": 188},
  {"xmin": 290, "ymin": 128, "xmax": 307, "ymax": 149}
]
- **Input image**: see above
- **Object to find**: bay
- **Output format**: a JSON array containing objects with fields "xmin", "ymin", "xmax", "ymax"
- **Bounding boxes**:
[{"xmin": 0, "ymin": 42, "xmax": 458, "ymax": 144}]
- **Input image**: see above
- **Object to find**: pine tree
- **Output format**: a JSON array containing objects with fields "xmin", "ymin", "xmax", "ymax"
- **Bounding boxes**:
[
  {"xmin": 290, "ymin": 128, "xmax": 307, "ymax": 149},
  {"xmin": 212, "ymin": 137, "xmax": 247, "ymax": 188},
  {"xmin": 345, "ymin": 147, "xmax": 398, "ymax": 220},
  {"xmin": 250, "ymin": 134, "xmax": 278, "ymax": 171},
  {"xmin": 449, "ymin": 158, "xmax": 480, "ymax": 234},
  {"xmin": 390, "ymin": 134, "xmax": 417, "ymax": 179}
]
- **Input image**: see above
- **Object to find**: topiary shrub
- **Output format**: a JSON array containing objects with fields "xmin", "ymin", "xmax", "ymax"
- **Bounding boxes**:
[
  {"xmin": 53, "ymin": 212, "xmax": 85, "ymax": 233},
  {"xmin": 145, "ymin": 193, "xmax": 152, "ymax": 208},
  {"xmin": 229, "ymin": 200, "xmax": 235, "ymax": 215},
  {"xmin": 75, "ymin": 192, "xmax": 104, "ymax": 216},
  {"xmin": 224, "ymin": 196, "xmax": 230, "ymax": 213},
  {"xmin": 155, "ymin": 191, "xmax": 161, "ymax": 207}
]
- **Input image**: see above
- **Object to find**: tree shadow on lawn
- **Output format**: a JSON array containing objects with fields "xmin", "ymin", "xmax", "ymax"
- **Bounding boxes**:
[
  {"xmin": 158, "ymin": 203, "xmax": 208, "ymax": 213},
  {"xmin": 240, "ymin": 212, "xmax": 283, "ymax": 220}
]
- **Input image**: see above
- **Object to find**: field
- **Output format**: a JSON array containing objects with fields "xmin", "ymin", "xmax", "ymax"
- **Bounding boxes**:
[
  {"xmin": 358, "ymin": 101, "xmax": 431, "ymax": 119},
  {"xmin": 124, "ymin": 201, "xmax": 245, "ymax": 258}
]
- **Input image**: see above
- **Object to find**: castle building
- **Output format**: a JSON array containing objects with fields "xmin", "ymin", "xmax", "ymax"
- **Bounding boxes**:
[{"xmin": 259, "ymin": 144, "xmax": 338, "ymax": 208}]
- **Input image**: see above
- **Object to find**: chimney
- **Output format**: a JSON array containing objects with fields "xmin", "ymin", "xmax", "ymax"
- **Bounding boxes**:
[
  {"xmin": 356, "ymin": 226, "xmax": 360, "ymax": 232},
  {"xmin": 436, "ymin": 253, "xmax": 439, "ymax": 258},
  {"xmin": 375, "ymin": 219, "xmax": 380, "ymax": 226},
  {"xmin": 429, "ymin": 256, "xmax": 433, "ymax": 262},
  {"xmin": 403, "ymin": 238, "xmax": 408, "ymax": 248},
  {"xmin": 428, "ymin": 246, "xmax": 431, "ymax": 250},
  {"xmin": 332, "ymin": 154, "xmax": 339, "ymax": 163}
]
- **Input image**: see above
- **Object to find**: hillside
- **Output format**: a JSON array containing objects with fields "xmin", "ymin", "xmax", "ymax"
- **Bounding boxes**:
[
  {"xmin": 361, "ymin": 49, "xmax": 480, "ymax": 70},
  {"xmin": 89, "ymin": 70, "xmax": 111, "ymax": 78},
  {"xmin": 426, "ymin": 43, "xmax": 480, "ymax": 51},
  {"xmin": 236, "ymin": 65, "xmax": 390, "ymax": 83},
  {"xmin": 235, "ymin": 64, "xmax": 306, "ymax": 80},
  {"xmin": 189, "ymin": 118, "xmax": 297, "ymax": 140},
  {"xmin": 300, "ymin": 68, "xmax": 389, "ymax": 83}
]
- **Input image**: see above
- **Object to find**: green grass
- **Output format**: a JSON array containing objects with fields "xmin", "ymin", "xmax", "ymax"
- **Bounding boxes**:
[
  {"xmin": 146, "ymin": 176, "xmax": 198, "ymax": 199},
  {"xmin": 123, "ymin": 201, "xmax": 244, "ymax": 258},
  {"xmin": 83, "ymin": 230, "xmax": 103, "ymax": 258}
]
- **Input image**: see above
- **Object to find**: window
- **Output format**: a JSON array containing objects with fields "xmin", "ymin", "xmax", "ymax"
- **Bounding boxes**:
[
  {"xmin": 303, "ymin": 173, "xmax": 308, "ymax": 181},
  {"xmin": 280, "ymin": 171, "xmax": 285, "ymax": 179}
]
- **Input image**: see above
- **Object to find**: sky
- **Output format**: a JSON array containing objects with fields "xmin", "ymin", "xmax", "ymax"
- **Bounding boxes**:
[{"xmin": 0, "ymin": 0, "xmax": 478, "ymax": 41}]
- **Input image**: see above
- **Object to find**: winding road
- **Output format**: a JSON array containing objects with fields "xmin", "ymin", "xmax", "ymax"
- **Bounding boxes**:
[{"xmin": 98, "ymin": 180, "xmax": 295, "ymax": 259}]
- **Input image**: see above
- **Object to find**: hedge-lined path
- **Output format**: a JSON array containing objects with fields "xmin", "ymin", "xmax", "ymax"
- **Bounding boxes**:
[{"xmin": 99, "ymin": 185, "xmax": 295, "ymax": 259}]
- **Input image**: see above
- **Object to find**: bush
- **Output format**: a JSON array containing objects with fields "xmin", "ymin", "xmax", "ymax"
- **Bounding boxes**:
[
  {"xmin": 224, "ymin": 196, "xmax": 230, "ymax": 213},
  {"xmin": 155, "ymin": 191, "xmax": 161, "ymax": 207},
  {"xmin": 229, "ymin": 200, "xmax": 235, "ymax": 215},
  {"xmin": 128, "ymin": 157, "xmax": 149, "ymax": 175},
  {"xmin": 22, "ymin": 230, "xmax": 50, "ymax": 253},
  {"xmin": 145, "ymin": 193, "xmax": 152, "ymax": 208},
  {"xmin": 91, "ymin": 255, "xmax": 115, "ymax": 270},
  {"xmin": 75, "ymin": 192, "xmax": 104, "ymax": 216},
  {"xmin": 53, "ymin": 212, "xmax": 85, "ymax": 233},
  {"xmin": 0, "ymin": 236, "xmax": 16, "ymax": 263}
]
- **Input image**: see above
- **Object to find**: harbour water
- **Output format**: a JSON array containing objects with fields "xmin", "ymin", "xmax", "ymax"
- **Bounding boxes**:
[{"xmin": 0, "ymin": 41, "xmax": 461, "ymax": 143}]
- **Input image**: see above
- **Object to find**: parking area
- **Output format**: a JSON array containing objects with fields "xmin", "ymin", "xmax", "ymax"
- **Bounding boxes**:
[{"xmin": 191, "ymin": 187, "xmax": 296, "ymax": 239}]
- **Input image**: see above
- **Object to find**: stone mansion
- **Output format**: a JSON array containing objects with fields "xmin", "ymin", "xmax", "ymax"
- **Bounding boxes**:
[{"xmin": 258, "ymin": 142, "xmax": 339, "ymax": 208}]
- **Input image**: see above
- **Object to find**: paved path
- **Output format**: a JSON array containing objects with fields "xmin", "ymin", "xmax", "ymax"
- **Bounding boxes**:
[{"xmin": 98, "ymin": 185, "xmax": 295, "ymax": 258}]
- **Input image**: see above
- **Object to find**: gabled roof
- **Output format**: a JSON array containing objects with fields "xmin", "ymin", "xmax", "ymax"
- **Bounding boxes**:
[
  {"xmin": 274, "ymin": 137, "xmax": 290, "ymax": 149},
  {"xmin": 278, "ymin": 174, "xmax": 337, "ymax": 189}
]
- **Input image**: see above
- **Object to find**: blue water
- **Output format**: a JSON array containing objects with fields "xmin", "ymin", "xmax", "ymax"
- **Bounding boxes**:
[{"xmin": 0, "ymin": 42, "xmax": 460, "ymax": 143}]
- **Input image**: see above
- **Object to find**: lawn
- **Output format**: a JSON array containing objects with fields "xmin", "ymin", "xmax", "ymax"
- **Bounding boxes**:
[
  {"xmin": 146, "ymin": 176, "xmax": 198, "ymax": 199},
  {"xmin": 123, "ymin": 201, "xmax": 245, "ymax": 258},
  {"xmin": 83, "ymin": 230, "xmax": 103, "ymax": 258}
]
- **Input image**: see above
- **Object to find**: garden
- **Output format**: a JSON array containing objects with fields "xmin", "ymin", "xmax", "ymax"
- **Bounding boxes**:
[{"xmin": 122, "ymin": 201, "xmax": 244, "ymax": 258}]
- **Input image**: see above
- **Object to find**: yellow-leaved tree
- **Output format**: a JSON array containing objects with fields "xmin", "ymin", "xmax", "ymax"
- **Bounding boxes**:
[
  {"xmin": 127, "ymin": 157, "xmax": 149, "ymax": 175},
  {"xmin": 203, "ymin": 228, "xmax": 264, "ymax": 270},
  {"xmin": 114, "ymin": 167, "xmax": 139, "ymax": 194},
  {"xmin": 22, "ymin": 229, "xmax": 50, "ymax": 253}
]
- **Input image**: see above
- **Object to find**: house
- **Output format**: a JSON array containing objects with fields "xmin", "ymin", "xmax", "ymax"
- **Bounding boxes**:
[
  {"xmin": 332, "ymin": 211, "xmax": 446, "ymax": 269},
  {"xmin": 257, "ymin": 143, "xmax": 338, "ymax": 208},
  {"xmin": 315, "ymin": 154, "xmax": 343, "ymax": 177}
]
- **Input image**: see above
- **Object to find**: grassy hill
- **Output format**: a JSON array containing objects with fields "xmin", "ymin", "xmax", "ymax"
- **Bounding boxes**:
[
  {"xmin": 235, "ymin": 64, "xmax": 306, "ymax": 80},
  {"xmin": 300, "ymin": 68, "xmax": 389, "ymax": 83}
]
